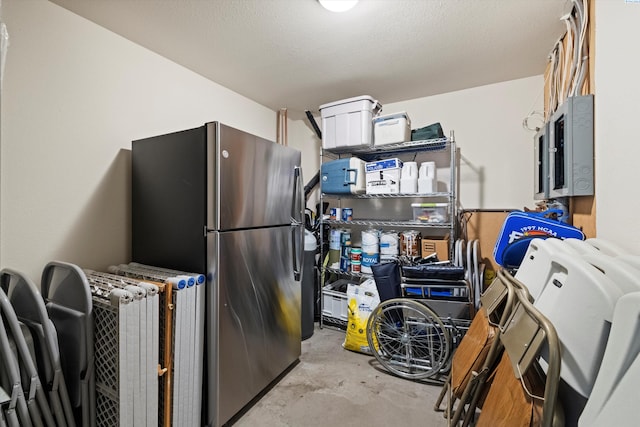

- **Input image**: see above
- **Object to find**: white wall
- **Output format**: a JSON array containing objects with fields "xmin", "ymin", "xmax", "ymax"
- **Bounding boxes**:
[
  {"xmin": 290, "ymin": 77, "xmax": 543, "ymax": 217},
  {"xmin": 289, "ymin": 77, "xmax": 543, "ymax": 213},
  {"xmin": 1, "ymin": 0, "xmax": 278, "ymax": 282},
  {"xmin": 0, "ymin": 0, "xmax": 550, "ymax": 283},
  {"xmin": 384, "ymin": 76, "xmax": 543, "ymax": 211},
  {"xmin": 594, "ymin": 0, "xmax": 640, "ymax": 254}
]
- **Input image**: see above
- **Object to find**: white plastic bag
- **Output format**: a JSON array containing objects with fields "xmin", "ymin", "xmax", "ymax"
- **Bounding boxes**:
[{"xmin": 343, "ymin": 278, "xmax": 380, "ymax": 354}]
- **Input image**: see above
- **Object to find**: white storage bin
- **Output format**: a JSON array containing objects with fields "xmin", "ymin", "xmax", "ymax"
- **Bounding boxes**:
[
  {"xmin": 320, "ymin": 95, "xmax": 382, "ymax": 152},
  {"xmin": 322, "ymin": 281, "xmax": 348, "ymax": 323},
  {"xmin": 374, "ymin": 112, "xmax": 411, "ymax": 146},
  {"xmin": 411, "ymin": 202, "xmax": 450, "ymax": 223}
]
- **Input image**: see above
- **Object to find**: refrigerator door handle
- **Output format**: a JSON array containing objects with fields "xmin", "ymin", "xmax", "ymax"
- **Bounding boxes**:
[{"xmin": 291, "ymin": 166, "xmax": 304, "ymax": 281}]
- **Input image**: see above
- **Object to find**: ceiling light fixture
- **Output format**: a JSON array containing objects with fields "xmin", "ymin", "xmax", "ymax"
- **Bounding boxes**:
[{"xmin": 318, "ymin": 0, "xmax": 359, "ymax": 13}]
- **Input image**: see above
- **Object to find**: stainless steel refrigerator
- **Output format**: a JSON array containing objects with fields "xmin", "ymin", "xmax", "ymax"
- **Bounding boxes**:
[{"xmin": 132, "ymin": 122, "xmax": 304, "ymax": 427}]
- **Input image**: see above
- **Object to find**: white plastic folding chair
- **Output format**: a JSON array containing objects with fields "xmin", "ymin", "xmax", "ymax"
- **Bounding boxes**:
[
  {"xmin": 585, "ymin": 237, "xmax": 626, "ymax": 257},
  {"xmin": 514, "ymin": 238, "xmax": 577, "ymax": 300},
  {"xmin": 532, "ymin": 252, "xmax": 623, "ymax": 398},
  {"xmin": 579, "ymin": 292, "xmax": 640, "ymax": 426}
]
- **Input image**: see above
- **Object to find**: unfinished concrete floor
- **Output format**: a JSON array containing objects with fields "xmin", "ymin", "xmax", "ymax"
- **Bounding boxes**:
[{"xmin": 233, "ymin": 325, "xmax": 449, "ymax": 426}]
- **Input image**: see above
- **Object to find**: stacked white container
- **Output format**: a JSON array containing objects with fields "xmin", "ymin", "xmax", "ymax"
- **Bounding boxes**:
[
  {"xmin": 418, "ymin": 161, "xmax": 437, "ymax": 193},
  {"xmin": 400, "ymin": 161, "xmax": 418, "ymax": 194}
]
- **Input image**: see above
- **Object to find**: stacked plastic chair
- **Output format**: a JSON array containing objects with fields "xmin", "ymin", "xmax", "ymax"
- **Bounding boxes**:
[
  {"xmin": 511, "ymin": 237, "xmax": 640, "ymax": 426},
  {"xmin": 107, "ymin": 262, "xmax": 205, "ymax": 427},
  {"xmin": 73, "ymin": 268, "xmax": 160, "ymax": 427}
]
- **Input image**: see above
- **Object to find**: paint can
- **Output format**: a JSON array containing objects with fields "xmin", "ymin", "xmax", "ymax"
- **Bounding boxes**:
[
  {"xmin": 400, "ymin": 230, "xmax": 422, "ymax": 257},
  {"xmin": 350, "ymin": 247, "xmax": 362, "ymax": 262},
  {"xmin": 351, "ymin": 260, "xmax": 361, "ymax": 273},
  {"xmin": 380, "ymin": 230, "xmax": 399, "ymax": 256},
  {"xmin": 361, "ymin": 229, "xmax": 380, "ymax": 254},
  {"xmin": 361, "ymin": 252, "xmax": 380, "ymax": 274},
  {"xmin": 330, "ymin": 207, "xmax": 342, "ymax": 220}
]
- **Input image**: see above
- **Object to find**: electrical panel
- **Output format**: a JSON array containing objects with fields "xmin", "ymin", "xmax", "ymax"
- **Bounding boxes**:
[
  {"xmin": 533, "ymin": 122, "xmax": 549, "ymax": 200},
  {"xmin": 547, "ymin": 94, "xmax": 594, "ymax": 198}
]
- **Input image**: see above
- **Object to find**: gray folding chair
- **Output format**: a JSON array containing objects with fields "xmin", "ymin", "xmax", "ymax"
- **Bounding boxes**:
[
  {"xmin": 475, "ymin": 269, "xmax": 563, "ymax": 427},
  {"xmin": 0, "ymin": 268, "xmax": 75, "ymax": 427},
  {"xmin": 434, "ymin": 266, "xmax": 519, "ymax": 426},
  {"xmin": 0, "ymin": 304, "xmax": 32, "ymax": 427},
  {"xmin": 41, "ymin": 262, "xmax": 94, "ymax": 427},
  {"xmin": 0, "ymin": 280, "xmax": 56, "ymax": 427},
  {"xmin": 1, "ymin": 385, "xmax": 11, "ymax": 427}
]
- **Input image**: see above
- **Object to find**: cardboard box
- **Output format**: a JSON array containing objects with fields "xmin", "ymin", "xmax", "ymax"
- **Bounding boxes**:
[
  {"xmin": 365, "ymin": 158, "xmax": 402, "ymax": 194},
  {"xmin": 421, "ymin": 236, "xmax": 450, "ymax": 261}
]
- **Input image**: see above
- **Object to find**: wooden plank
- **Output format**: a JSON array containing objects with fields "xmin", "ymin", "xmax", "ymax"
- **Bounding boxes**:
[
  {"xmin": 462, "ymin": 209, "xmax": 512, "ymax": 288},
  {"xmin": 543, "ymin": 1, "xmax": 596, "ymax": 236}
]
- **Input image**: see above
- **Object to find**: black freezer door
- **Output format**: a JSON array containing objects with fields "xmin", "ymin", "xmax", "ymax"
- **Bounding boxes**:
[{"xmin": 132, "ymin": 126, "xmax": 207, "ymax": 273}]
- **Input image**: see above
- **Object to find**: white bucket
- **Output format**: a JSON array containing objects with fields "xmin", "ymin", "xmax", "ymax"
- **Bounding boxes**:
[
  {"xmin": 361, "ymin": 252, "xmax": 380, "ymax": 274},
  {"xmin": 362, "ymin": 229, "xmax": 380, "ymax": 253},
  {"xmin": 380, "ymin": 231, "xmax": 400, "ymax": 256}
]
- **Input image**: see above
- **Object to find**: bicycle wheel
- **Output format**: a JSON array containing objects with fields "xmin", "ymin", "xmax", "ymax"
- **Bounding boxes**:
[{"xmin": 366, "ymin": 298, "xmax": 451, "ymax": 380}]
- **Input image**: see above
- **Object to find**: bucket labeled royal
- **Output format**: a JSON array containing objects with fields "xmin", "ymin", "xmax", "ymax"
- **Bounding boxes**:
[{"xmin": 361, "ymin": 252, "xmax": 380, "ymax": 274}]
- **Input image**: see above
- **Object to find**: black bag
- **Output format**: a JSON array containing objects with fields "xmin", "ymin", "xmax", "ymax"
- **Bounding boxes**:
[
  {"xmin": 371, "ymin": 261, "xmax": 402, "ymax": 302},
  {"xmin": 411, "ymin": 122, "xmax": 445, "ymax": 141},
  {"xmin": 371, "ymin": 261, "xmax": 404, "ymax": 326},
  {"xmin": 401, "ymin": 264, "xmax": 465, "ymax": 280}
]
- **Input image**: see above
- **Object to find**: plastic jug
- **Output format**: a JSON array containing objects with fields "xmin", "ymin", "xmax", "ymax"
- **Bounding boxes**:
[
  {"xmin": 418, "ymin": 161, "xmax": 437, "ymax": 193},
  {"xmin": 400, "ymin": 162, "xmax": 418, "ymax": 194}
]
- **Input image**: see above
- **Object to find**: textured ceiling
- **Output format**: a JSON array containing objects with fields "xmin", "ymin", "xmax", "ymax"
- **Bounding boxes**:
[{"xmin": 49, "ymin": 0, "xmax": 568, "ymax": 118}]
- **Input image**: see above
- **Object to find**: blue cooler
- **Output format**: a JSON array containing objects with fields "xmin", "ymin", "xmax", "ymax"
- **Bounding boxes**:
[
  {"xmin": 321, "ymin": 158, "xmax": 366, "ymax": 194},
  {"xmin": 493, "ymin": 210, "xmax": 585, "ymax": 268}
]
